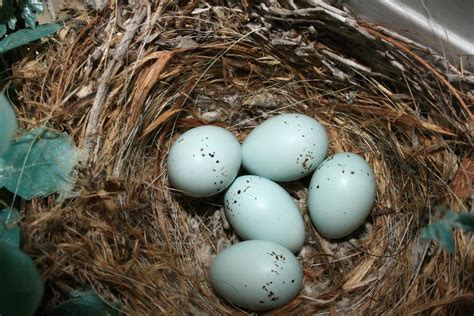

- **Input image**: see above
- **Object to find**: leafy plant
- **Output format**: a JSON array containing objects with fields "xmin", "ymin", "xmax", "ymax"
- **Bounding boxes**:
[
  {"xmin": 0, "ymin": 93, "xmax": 78, "ymax": 315},
  {"xmin": 0, "ymin": 23, "xmax": 61, "ymax": 53},
  {"xmin": 0, "ymin": 208, "xmax": 42, "ymax": 316},
  {"xmin": 0, "ymin": 0, "xmax": 60, "ymax": 54},
  {"xmin": 0, "ymin": 208, "xmax": 20, "ymax": 247},
  {"xmin": 421, "ymin": 206, "xmax": 474, "ymax": 253},
  {"xmin": 0, "ymin": 127, "xmax": 79, "ymax": 200},
  {"xmin": 0, "ymin": 93, "xmax": 17, "ymax": 156},
  {"xmin": 48, "ymin": 291, "xmax": 121, "ymax": 316},
  {"xmin": 0, "ymin": 241, "xmax": 44, "ymax": 316}
]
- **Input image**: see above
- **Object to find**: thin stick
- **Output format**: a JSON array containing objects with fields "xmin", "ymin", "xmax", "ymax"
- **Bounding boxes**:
[
  {"xmin": 363, "ymin": 25, "xmax": 473, "ymax": 122},
  {"xmin": 84, "ymin": 8, "xmax": 147, "ymax": 160}
]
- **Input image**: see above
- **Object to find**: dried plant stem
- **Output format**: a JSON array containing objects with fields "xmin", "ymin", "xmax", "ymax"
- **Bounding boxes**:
[
  {"xmin": 364, "ymin": 25, "xmax": 473, "ymax": 122},
  {"xmin": 84, "ymin": 8, "xmax": 147, "ymax": 160}
]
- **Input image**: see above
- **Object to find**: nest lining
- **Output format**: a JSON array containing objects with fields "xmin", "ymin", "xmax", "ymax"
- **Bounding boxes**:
[{"xmin": 4, "ymin": 0, "xmax": 473, "ymax": 314}]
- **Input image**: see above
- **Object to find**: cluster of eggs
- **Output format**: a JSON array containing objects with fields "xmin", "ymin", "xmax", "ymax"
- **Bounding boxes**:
[{"xmin": 167, "ymin": 114, "xmax": 376, "ymax": 310}]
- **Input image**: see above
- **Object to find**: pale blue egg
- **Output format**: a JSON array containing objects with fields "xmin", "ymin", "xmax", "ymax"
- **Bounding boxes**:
[
  {"xmin": 167, "ymin": 126, "xmax": 241, "ymax": 197},
  {"xmin": 224, "ymin": 176, "xmax": 305, "ymax": 252},
  {"xmin": 308, "ymin": 152, "xmax": 376, "ymax": 238},
  {"xmin": 242, "ymin": 113, "xmax": 328, "ymax": 182},
  {"xmin": 0, "ymin": 94, "xmax": 17, "ymax": 156},
  {"xmin": 210, "ymin": 240, "xmax": 303, "ymax": 310}
]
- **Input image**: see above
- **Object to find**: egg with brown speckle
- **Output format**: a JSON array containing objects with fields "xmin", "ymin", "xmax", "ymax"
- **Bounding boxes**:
[
  {"xmin": 242, "ymin": 113, "xmax": 328, "ymax": 182},
  {"xmin": 308, "ymin": 152, "xmax": 376, "ymax": 238},
  {"xmin": 224, "ymin": 176, "xmax": 305, "ymax": 252},
  {"xmin": 209, "ymin": 240, "xmax": 303, "ymax": 310},
  {"xmin": 167, "ymin": 126, "xmax": 241, "ymax": 197}
]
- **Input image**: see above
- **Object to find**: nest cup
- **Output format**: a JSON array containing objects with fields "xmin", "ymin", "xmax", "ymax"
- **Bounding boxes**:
[{"xmin": 8, "ymin": 1, "xmax": 473, "ymax": 314}]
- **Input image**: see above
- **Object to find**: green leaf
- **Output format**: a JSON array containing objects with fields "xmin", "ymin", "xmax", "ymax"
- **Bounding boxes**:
[
  {"xmin": 48, "ymin": 291, "xmax": 121, "ymax": 316},
  {"xmin": 0, "ymin": 127, "xmax": 78, "ymax": 200},
  {"xmin": 7, "ymin": 16, "xmax": 17, "ymax": 30},
  {"xmin": 0, "ymin": 162, "xmax": 15, "ymax": 184},
  {"xmin": 0, "ymin": 93, "xmax": 17, "ymax": 156},
  {"xmin": 28, "ymin": 0, "xmax": 45, "ymax": 13},
  {"xmin": 0, "ymin": 241, "xmax": 44, "ymax": 316},
  {"xmin": 21, "ymin": 6, "xmax": 38, "ymax": 29},
  {"xmin": 456, "ymin": 213, "xmax": 474, "ymax": 232},
  {"xmin": 0, "ymin": 23, "xmax": 60, "ymax": 54},
  {"xmin": 441, "ymin": 208, "xmax": 458, "ymax": 225},
  {"xmin": 0, "ymin": 0, "xmax": 16, "ymax": 29},
  {"xmin": 0, "ymin": 24, "xmax": 6, "ymax": 38},
  {"xmin": 421, "ymin": 221, "xmax": 455, "ymax": 254},
  {"xmin": 0, "ymin": 208, "xmax": 20, "ymax": 248}
]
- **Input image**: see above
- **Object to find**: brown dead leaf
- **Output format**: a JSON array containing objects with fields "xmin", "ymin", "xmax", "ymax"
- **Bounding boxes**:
[
  {"xmin": 141, "ymin": 108, "xmax": 182, "ymax": 138},
  {"xmin": 450, "ymin": 157, "xmax": 474, "ymax": 199},
  {"xmin": 128, "ymin": 51, "xmax": 175, "ymax": 129}
]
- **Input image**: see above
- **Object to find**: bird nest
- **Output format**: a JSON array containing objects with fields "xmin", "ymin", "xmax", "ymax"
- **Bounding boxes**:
[{"xmin": 8, "ymin": 1, "xmax": 473, "ymax": 314}]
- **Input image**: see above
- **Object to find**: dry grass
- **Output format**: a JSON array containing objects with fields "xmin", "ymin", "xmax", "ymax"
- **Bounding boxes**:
[{"xmin": 4, "ymin": 0, "xmax": 473, "ymax": 314}]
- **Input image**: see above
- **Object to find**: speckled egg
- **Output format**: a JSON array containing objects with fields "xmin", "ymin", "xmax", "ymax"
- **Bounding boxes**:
[
  {"xmin": 308, "ymin": 152, "xmax": 376, "ymax": 238},
  {"xmin": 167, "ymin": 126, "xmax": 241, "ymax": 197},
  {"xmin": 0, "ymin": 94, "xmax": 17, "ymax": 156},
  {"xmin": 210, "ymin": 240, "xmax": 303, "ymax": 310},
  {"xmin": 224, "ymin": 176, "xmax": 305, "ymax": 252},
  {"xmin": 242, "ymin": 113, "xmax": 328, "ymax": 182}
]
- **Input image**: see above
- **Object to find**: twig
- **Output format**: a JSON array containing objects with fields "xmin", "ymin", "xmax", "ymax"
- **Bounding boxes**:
[
  {"xmin": 84, "ymin": 7, "xmax": 147, "ymax": 160},
  {"xmin": 320, "ymin": 48, "xmax": 373, "ymax": 74},
  {"xmin": 371, "ymin": 25, "xmax": 463, "ymax": 76},
  {"xmin": 307, "ymin": 0, "xmax": 348, "ymax": 17},
  {"xmin": 363, "ymin": 25, "xmax": 473, "ymax": 122},
  {"xmin": 409, "ymin": 293, "xmax": 474, "ymax": 314}
]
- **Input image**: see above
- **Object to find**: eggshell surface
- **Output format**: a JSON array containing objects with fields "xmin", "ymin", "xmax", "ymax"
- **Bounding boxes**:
[
  {"xmin": 308, "ymin": 152, "xmax": 376, "ymax": 238},
  {"xmin": 242, "ymin": 113, "xmax": 328, "ymax": 182},
  {"xmin": 209, "ymin": 240, "xmax": 303, "ymax": 310},
  {"xmin": 167, "ymin": 126, "xmax": 241, "ymax": 197},
  {"xmin": 224, "ymin": 176, "xmax": 305, "ymax": 252}
]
